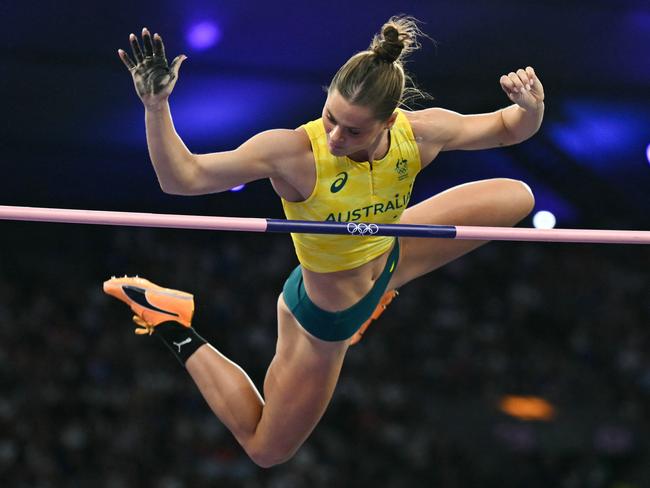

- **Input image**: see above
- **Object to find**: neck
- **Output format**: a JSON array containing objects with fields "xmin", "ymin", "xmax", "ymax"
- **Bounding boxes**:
[{"xmin": 348, "ymin": 129, "xmax": 390, "ymax": 163}]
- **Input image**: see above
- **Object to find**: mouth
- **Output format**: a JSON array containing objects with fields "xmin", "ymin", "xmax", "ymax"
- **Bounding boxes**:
[{"xmin": 328, "ymin": 142, "xmax": 344, "ymax": 152}]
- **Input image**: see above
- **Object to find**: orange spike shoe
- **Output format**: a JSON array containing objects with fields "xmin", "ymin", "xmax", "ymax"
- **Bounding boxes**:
[
  {"xmin": 349, "ymin": 289, "xmax": 398, "ymax": 345},
  {"xmin": 103, "ymin": 276, "xmax": 194, "ymax": 335}
]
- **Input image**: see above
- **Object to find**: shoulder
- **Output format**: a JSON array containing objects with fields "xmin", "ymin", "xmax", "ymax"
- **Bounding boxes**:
[
  {"xmin": 401, "ymin": 108, "xmax": 460, "ymax": 167},
  {"xmin": 262, "ymin": 126, "xmax": 316, "ymax": 201},
  {"xmin": 402, "ymin": 108, "xmax": 462, "ymax": 146},
  {"xmin": 236, "ymin": 127, "xmax": 312, "ymax": 173},
  {"xmin": 281, "ymin": 127, "xmax": 314, "ymax": 174},
  {"xmin": 247, "ymin": 127, "xmax": 312, "ymax": 159}
]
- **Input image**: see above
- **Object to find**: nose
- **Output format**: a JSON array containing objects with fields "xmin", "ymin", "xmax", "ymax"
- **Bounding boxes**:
[{"xmin": 330, "ymin": 125, "xmax": 344, "ymax": 144}]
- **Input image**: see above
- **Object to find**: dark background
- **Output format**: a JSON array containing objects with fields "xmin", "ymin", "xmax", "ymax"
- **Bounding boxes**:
[{"xmin": 1, "ymin": 1, "xmax": 649, "ymax": 486}]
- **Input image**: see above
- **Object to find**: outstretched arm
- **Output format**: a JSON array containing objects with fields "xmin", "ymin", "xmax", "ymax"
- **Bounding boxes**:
[
  {"xmin": 411, "ymin": 66, "xmax": 545, "ymax": 154},
  {"xmin": 118, "ymin": 28, "xmax": 193, "ymax": 193},
  {"xmin": 118, "ymin": 28, "xmax": 305, "ymax": 196}
]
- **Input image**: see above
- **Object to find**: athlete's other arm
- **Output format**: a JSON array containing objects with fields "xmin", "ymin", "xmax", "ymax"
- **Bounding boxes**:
[
  {"xmin": 118, "ymin": 28, "xmax": 304, "ymax": 195},
  {"xmin": 413, "ymin": 66, "xmax": 545, "ymax": 153}
]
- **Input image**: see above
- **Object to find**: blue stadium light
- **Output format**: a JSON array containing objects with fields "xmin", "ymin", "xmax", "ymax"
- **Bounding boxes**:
[
  {"xmin": 646, "ymin": 143, "xmax": 650, "ymax": 165},
  {"xmin": 230, "ymin": 184, "xmax": 245, "ymax": 192},
  {"xmin": 187, "ymin": 21, "xmax": 221, "ymax": 51},
  {"xmin": 533, "ymin": 210, "xmax": 557, "ymax": 229}
]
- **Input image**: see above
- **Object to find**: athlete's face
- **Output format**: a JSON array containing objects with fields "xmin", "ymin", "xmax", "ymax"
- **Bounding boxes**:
[{"xmin": 322, "ymin": 90, "xmax": 391, "ymax": 157}]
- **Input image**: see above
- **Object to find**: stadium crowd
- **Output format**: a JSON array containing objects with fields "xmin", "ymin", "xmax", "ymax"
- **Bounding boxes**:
[{"xmin": 0, "ymin": 222, "xmax": 648, "ymax": 487}]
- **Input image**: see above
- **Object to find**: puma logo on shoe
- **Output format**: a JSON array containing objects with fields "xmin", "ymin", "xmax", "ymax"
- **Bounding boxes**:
[
  {"xmin": 173, "ymin": 338, "xmax": 192, "ymax": 352},
  {"xmin": 123, "ymin": 285, "xmax": 179, "ymax": 317}
]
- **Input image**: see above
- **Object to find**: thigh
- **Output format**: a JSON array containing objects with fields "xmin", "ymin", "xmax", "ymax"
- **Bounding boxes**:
[
  {"xmin": 251, "ymin": 293, "xmax": 349, "ymax": 458},
  {"xmin": 388, "ymin": 178, "xmax": 534, "ymax": 289}
]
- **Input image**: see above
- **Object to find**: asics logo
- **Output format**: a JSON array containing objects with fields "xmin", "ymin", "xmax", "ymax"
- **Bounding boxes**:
[
  {"xmin": 122, "ymin": 286, "xmax": 179, "ymax": 317},
  {"xmin": 346, "ymin": 223, "xmax": 379, "ymax": 235},
  {"xmin": 330, "ymin": 172, "xmax": 348, "ymax": 193},
  {"xmin": 173, "ymin": 338, "xmax": 192, "ymax": 352}
]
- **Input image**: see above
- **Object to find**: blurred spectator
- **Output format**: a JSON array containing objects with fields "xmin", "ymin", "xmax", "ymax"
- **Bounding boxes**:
[{"xmin": 0, "ymin": 223, "xmax": 648, "ymax": 487}]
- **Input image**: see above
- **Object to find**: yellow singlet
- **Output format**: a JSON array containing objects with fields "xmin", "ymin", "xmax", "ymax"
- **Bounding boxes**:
[{"xmin": 281, "ymin": 109, "xmax": 421, "ymax": 273}]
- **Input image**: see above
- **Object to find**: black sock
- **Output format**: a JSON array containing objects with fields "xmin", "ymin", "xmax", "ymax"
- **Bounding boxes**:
[{"xmin": 155, "ymin": 322, "xmax": 208, "ymax": 367}]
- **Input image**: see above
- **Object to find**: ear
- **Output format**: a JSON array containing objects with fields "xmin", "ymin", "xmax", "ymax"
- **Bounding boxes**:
[{"xmin": 385, "ymin": 112, "xmax": 398, "ymax": 130}]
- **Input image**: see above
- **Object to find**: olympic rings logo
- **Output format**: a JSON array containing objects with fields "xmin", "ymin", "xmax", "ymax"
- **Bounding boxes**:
[{"xmin": 346, "ymin": 223, "xmax": 379, "ymax": 235}]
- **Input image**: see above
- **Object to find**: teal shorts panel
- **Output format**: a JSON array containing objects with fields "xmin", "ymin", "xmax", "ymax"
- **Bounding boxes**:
[{"xmin": 282, "ymin": 239, "xmax": 400, "ymax": 342}]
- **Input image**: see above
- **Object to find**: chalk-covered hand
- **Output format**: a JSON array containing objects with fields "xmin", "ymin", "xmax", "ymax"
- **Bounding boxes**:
[{"xmin": 118, "ymin": 27, "xmax": 186, "ymax": 108}]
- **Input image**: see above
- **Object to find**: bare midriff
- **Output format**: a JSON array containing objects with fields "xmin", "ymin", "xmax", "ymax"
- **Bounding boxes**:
[{"xmin": 300, "ymin": 244, "xmax": 394, "ymax": 312}]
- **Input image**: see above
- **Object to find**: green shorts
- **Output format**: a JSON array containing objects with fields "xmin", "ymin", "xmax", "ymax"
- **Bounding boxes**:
[{"xmin": 282, "ymin": 239, "xmax": 399, "ymax": 342}]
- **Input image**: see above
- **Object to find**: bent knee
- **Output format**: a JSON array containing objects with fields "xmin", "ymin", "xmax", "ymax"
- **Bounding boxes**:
[
  {"xmin": 246, "ymin": 444, "xmax": 297, "ymax": 468},
  {"xmin": 497, "ymin": 178, "xmax": 535, "ymax": 220}
]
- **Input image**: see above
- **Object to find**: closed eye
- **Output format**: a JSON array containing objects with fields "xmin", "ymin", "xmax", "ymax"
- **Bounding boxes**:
[{"xmin": 327, "ymin": 111, "xmax": 361, "ymax": 136}]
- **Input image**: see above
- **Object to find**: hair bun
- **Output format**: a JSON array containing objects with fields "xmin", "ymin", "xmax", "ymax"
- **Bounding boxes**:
[
  {"xmin": 370, "ymin": 16, "xmax": 423, "ymax": 64},
  {"xmin": 329, "ymin": 15, "xmax": 431, "ymax": 121},
  {"xmin": 373, "ymin": 26, "xmax": 404, "ymax": 63}
]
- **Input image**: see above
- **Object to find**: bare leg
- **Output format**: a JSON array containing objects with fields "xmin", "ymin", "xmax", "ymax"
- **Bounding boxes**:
[
  {"xmin": 184, "ymin": 178, "xmax": 533, "ymax": 467},
  {"xmin": 388, "ymin": 178, "xmax": 535, "ymax": 289},
  {"xmin": 185, "ymin": 294, "xmax": 348, "ymax": 468},
  {"xmin": 184, "ymin": 345, "xmax": 265, "ymax": 446}
]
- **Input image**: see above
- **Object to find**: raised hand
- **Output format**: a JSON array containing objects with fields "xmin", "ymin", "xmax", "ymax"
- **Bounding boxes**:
[
  {"xmin": 118, "ymin": 27, "xmax": 186, "ymax": 108},
  {"xmin": 499, "ymin": 67, "xmax": 545, "ymax": 111}
]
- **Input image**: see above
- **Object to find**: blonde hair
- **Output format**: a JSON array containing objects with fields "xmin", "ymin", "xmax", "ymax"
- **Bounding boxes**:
[{"xmin": 328, "ymin": 15, "xmax": 430, "ymax": 121}]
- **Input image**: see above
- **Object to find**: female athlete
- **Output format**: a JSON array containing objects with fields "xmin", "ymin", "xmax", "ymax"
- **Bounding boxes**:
[{"xmin": 105, "ymin": 16, "xmax": 543, "ymax": 467}]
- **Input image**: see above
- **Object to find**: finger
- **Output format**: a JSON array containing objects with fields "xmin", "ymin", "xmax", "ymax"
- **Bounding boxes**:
[
  {"xmin": 508, "ymin": 72, "xmax": 525, "ymax": 93},
  {"xmin": 526, "ymin": 66, "xmax": 536, "ymax": 79},
  {"xmin": 129, "ymin": 33, "xmax": 145, "ymax": 63},
  {"xmin": 153, "ymin": 33, "xmax": 166, "ymax": 59},
  {"xmin": 499, "ymin": 75, "xmax": 515, "ymax": 91},
  {"xmin": 526, "ymin": 66, "xmax": 538, "ymax": 87},
  {"xmin": 517, "ymin": 68, "xmax": 532, "ymax": 90},
  {"xmin": 118, "ymin": 49, "xmax": 136, "ymax": 71},
  {"xmin": 142, "ymin": 27, "xmax": 154, "ymax": 58},
  {"xmin": 169, "ymin": 54, "xmax": 187, "ymax": 76},
  {"xmin": 500, "ymin": 74, "xmax": 516, "ymax": 93},
  {"xmin": 500, "ymin": 74, "xmax": 517, "ymax": 91}
]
